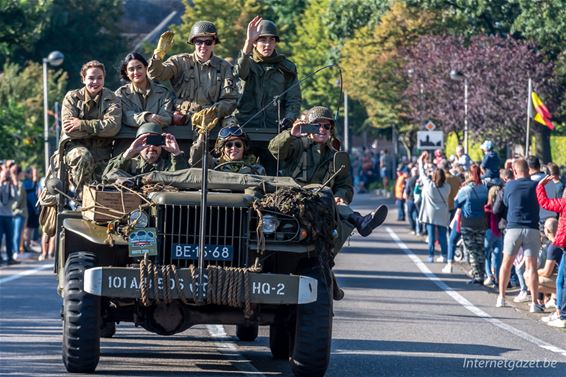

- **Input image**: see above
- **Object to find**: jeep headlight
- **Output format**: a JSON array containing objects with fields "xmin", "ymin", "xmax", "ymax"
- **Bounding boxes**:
[
  {"xmin": 128, "ymin": 209, "xmax": 149, "ymax": 228},
  {"xmin": 262, "ymin": 214, "xmax": 280, "ymax": 234}
]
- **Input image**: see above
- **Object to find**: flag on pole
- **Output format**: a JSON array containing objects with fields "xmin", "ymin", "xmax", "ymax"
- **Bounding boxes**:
[{"xmin": 531, "ymin": 91, "xmax": 555, "ymax": 130}]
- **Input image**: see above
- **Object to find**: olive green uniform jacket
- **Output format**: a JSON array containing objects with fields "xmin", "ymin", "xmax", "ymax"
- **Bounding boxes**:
[
  {"xmin": 115, "ymin": 80, "xmax": 174, "ymax": 128},
  {"xmin": 234, "ymin": 51, "xmax": 301, "ymax": 128},
  {"xmin": 189, "ymin": 134, "xmax": 266, "ymax": 175},
  {"xmin": 148, "ymin": 52, "xmax": 238, "ymax": 118},
  {"xmin": 268, "ymin": 130, "xmax": 353, "ymax": 203},
  {"xmin": 60, "ymin": 87, "xmax": 122, "ymax": 163},
  {"xmin": 102, "ymin": 151, "xmax": 188, "ymax": 181}
]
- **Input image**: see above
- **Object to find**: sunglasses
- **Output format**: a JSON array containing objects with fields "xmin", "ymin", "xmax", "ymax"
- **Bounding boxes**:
[
  {"xmin": 225, "ymin": 141, "xmax": 243, "ymax": 149},
  {"xmin": 194, "ymin": 39, "xmax": 214, "ymax": 46},
  {"xmin": 321, "ymin": 123, "xmax": 332, "ymax": 130},
  {"xmin": 219, "ymin": 126, "xmax": 244, "ymax": 139}
]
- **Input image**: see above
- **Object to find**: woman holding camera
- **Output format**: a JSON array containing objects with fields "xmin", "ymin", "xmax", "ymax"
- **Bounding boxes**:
[{"xmin": 115, "ymin": 52, "xmax": 174, "ymax": 128}]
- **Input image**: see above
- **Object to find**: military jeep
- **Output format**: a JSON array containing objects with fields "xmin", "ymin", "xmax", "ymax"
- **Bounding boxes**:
[{"xmin": 50, "ymin": 127, "xmax": 335, "ymax": 377}]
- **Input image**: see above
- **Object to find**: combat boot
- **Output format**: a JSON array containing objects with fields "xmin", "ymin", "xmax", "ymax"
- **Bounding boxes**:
[{"xmin": 348, "ymin": 205, "xmax": 388, "ymax": 237}]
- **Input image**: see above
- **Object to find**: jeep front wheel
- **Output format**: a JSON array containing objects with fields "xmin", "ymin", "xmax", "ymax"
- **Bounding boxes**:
[
  {"xmin": 269, "ymin": 323, "xmax": 291, "ymax": 359},
  {"xmin": 62, "ymin": 252, "xmax": 100, "ymax": 373},
  {"xmin": 236, "ymin": 323, "xmax": 258, "ymax": 341},
  {"xmin": 291, "ymin": 263, "xmax": 333, "ymax": 377}
]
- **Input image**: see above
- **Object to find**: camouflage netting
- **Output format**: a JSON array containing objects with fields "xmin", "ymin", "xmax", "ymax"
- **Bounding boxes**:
[{"xmin": 252, "ymin": 186, "xmax": 336, "ymax": 264}]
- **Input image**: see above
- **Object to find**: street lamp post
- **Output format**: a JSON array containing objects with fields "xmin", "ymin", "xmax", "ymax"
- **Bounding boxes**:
[
  {"xmin": 43, "ymin": 51, "xmax": 64, "ymax": 175},
  {"xmin": 450, "ymin": 70, "xmax": 468, "ymax": 154}
]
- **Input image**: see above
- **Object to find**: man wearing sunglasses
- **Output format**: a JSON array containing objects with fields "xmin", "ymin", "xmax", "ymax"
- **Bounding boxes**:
[
  {"xmin": 269, "ymin": 106, "xmax": 388, "ymax": 240},
  {"xmin": 103, "ymin": 122, "xmax": 187, "ymax": 182},
  {"xmin": 234, "ymin": 16, "xmax": 301, "ymax": 175},
  {"xmin": 189, "ymin": 117, "xmax": 265, "ymax": 175},
  {"xmin": 148, "ymin": 21, "xmax": 238, "ymax": 127}
]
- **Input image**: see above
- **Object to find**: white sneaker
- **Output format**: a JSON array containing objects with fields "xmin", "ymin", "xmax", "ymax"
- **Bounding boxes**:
[
  {"xmin": 542, "ymin": 312, "xmax": 559, "ymax": 323},
  {"xmin": 442, "ymin": 263, "xmax": 453, "ymax": 274},
  {"xmin": 483, "ymin": 276, "xmax": 495, "ymax": 287},
  {"xmin": 513, "ymin": 291, "xmax": 530, "ymax": 303},
  {"xmin": 435, "ymin": 256, "xmax": 446, "ymax": 263},
  {"xmin": 496, "ymin": 296, "xmax": 506, "ymax": 308},
  {"xmin": 529, "ymin": 303, "xmax": 544, "ymax": 313},
  {"xmin": 547, "ymin": 318, "xmax": 566, "ymax": 328},
  {"xmin": 544, "ymin": 298, "xmax": 556, "ymax": 309}
]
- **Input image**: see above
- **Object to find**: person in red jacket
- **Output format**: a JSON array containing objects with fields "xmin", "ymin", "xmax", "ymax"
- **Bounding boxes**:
[{"xmin": 537, "ymin": 175, "xmax": 566, "ymax": 328}]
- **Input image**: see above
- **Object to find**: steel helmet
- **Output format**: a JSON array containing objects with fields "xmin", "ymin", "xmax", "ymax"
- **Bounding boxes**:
[
  {"xmin": 307, "ymin": 106, "xmax": 335, "ymax": 126},
  {"xmin": 136, "ymin": 122, "xmax": 162, "ymax": 138},
  {"xmin": 188, "ymin": 21, "xmax": 220, "ymax": 44},
  {"xmin": 214, "ymin": 117, "xmax": 249, "ymax": 155},
  {"xmin": 258, "ymin": 20, "xmax": 279, "ymax": 41}
]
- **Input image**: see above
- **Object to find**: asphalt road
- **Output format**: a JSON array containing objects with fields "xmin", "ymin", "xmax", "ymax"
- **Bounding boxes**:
[{"xmin": 1, "ymin": 192, "xmax": 565, "ymax": 376}]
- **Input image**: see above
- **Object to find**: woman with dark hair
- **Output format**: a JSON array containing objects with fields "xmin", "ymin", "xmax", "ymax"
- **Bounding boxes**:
[
  {"xmin": 115, "ymin": 52, "xmax": 174, "ymax": 128},
  {"xmin": 455, "ymin": 164, "xmax": 489, "ymax": 284},
  {"xmin": 417, "ymin": 152, "xmax": 450, "ymax": 263}
]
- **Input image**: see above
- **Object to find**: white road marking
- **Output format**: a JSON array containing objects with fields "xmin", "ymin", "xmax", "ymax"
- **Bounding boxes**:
[
  {"xmin": 386, "ymin": 227, "xmax": 566, "ymax": 358},
  {"xmin": 206, "ymin": 325, "xmax": 267, "ymax": 376},
  {"xmin": 0, "ymin": 263, "xmax": 53, "ymax": 285}
]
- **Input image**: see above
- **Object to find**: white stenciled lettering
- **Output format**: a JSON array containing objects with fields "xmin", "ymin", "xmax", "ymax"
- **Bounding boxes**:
[
  {"xmin": 157, "ymin": 277, "xmax": 163, "ymax": 289},
  {"xmin": 276, "ymin": 283, "xmax": 285, "ymax": 295},
  {"xmin": 261, "ymin": 283, "xmax": 270, "ymax": 294},
  {"xmin": 252, "ymin": 281, "xmax": 261, "ymax": 294},
  {"xmin": 178, "ymin": 278, "xmax": 184, "ymax": 290},
  {"xmin": 130, "ymin": 277, "xmax": 139, "ymax": 289},
  {"xmin": 110, "ymin": 276, "xmax": 124, "ymax": 289},
  {"xmin": 175, "ymin": 245, "xmax": 183, "ymax": 258}
]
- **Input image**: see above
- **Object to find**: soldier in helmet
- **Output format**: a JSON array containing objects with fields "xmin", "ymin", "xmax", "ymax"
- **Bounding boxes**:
[
  {"xmin": 234, "ymin": 16, "xmax": 301, "ymax": 175},
  {"xmin": 147, "ymin": 21, "xmax": 238, "ymax": 129},
  {"xmin": 189, "ymin": 117, "xmax": 265, "ymax": 175},
  {"xmin": 269, "ymin": 106, "xmax": 387, "ymax": 240},
  {"xmin": 61, "ymin": 60, "xmax": 122, "ymax": 196},
  {"xmin": 102, "ymin": 123, "xmax": 187, "ymax": 182}
]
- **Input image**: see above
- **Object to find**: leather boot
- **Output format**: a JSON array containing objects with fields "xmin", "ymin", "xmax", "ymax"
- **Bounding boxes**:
[{"xmin": 348, "ymin": 205, "xmax": 388, "ymax": 237}]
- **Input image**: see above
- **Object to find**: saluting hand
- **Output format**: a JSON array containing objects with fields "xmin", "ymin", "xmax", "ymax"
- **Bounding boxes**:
[
  {"xmin": 243, "ymin": 16, "xmax": 262, "ymax": 54},
  {"xmin": 538, "ymin": 175, "xmax": 553, "ymax": 186}
]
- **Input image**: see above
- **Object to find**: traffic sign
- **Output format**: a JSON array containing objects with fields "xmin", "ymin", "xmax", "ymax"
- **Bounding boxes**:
[
  {"xmin": 423, "ymin": 120, "xmax": 436, "ymax": 131},
  {"xmin": 417, "ymin": 131, "xmax": 444, "ymax": 150}
]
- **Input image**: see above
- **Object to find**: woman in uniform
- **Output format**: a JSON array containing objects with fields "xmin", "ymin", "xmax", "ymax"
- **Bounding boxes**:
[{"xmin": 116, "ymin": 52, "xmax": 174, "ymax": 128}]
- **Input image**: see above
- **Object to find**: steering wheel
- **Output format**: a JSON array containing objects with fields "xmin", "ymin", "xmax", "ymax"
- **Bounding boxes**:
[{"xmin": 213, "ymin": 160, "xmax": 254, "ymax": 172}]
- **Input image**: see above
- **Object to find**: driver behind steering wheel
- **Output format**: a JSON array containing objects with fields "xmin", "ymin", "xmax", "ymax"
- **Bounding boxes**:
[{"xmin": 189, "ymin": 116, "xmax": 266, "ymax": 175}]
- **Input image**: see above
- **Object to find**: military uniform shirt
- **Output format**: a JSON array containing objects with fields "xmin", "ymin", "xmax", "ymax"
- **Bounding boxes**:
[
  {"xmin": 148, "ymin": 52, "xmax": 238, "ymax": 118},
  {"xmin": 115, "ymin": 80, "xmax": 174, "ymax": 128}
]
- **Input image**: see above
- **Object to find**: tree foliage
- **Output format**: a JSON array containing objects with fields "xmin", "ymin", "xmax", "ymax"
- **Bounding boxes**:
[
  {"xmin": 340, "ymin": 2, "xmax": 441, "ymax": 151},
  {"xmin": 0, "ymin": 62, "xmax": 68, "ymax": 169},
  {"xmin": 403, "ymin": 34, "xmax": 557, "ymax": 155}
]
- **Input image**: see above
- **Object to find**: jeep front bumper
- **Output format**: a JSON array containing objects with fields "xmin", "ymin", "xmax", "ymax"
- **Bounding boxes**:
[{"xmin": 84, "ymin": 267, "xmax": 317, "ymax": 304}]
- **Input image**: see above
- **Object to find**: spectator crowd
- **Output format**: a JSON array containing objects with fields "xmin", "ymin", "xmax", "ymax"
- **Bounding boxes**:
[{"xmin": 379, "ymin": 142, "xmax": 566, "ymax": 329}]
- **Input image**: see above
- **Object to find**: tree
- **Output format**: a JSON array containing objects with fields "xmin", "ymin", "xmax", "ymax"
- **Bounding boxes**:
[
  {"xmin": 403, "ymin": 34, "xmax": 557, "ymax": 161},
  {"xmin": 28, "ymin": 0, "xmax": 127, "ymax": 89},
  {"xmin": 0, "ymin": 62, "xmax": 68, "ymax": 170},
  {"xmin": 340, "ymin": 2, "xmax": 441, "ymax": 153},
  {"xmin": 0, "ymin": 0, "xmax": 52, "ymax": 66}
]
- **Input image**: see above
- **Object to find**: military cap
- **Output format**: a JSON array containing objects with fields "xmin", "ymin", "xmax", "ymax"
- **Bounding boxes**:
[
  {"xmin": 258, "ymin": 20, "xmax": 279, "ymax": 42},
  {"xmin": 307, "ymin": 106, "xmax": 335, "ymax": 126},
  {"xmin": 136, "ymin": 123, "xmax": 162, "ymax": 138},
  {"xmin": 188, "ymin": 21, "xmax": 220, "ymax": 44}
]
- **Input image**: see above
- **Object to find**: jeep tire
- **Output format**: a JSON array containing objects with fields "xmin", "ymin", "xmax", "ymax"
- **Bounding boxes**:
[
  {"xmin": 269, "ymin": 323, "xmax": 291, "ymax": 359},
  {"xmin": 100, "ymin": 321, "xmax": 116, "ymax": 338},
  {"xmin": 291, "ymin": 263, "xmax": 333, "ymax": 377},
  {"xmin": 62, "ymin": 252, "xmax": 101, "ymax": 373},
  {"xmin": 236, "ymin": 323, "xmax": 259, "ymax": 341}
]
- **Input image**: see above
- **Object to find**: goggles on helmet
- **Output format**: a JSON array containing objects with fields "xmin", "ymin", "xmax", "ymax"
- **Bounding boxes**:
[{"xmin": 218, "ymin": 126, "xmax": 244, "ymax": 140}]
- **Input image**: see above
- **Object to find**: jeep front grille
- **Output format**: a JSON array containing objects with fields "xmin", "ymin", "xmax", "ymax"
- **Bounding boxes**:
[{"xmin": 156, "ymin": 204, "xmax": 250, "ymax": 268}]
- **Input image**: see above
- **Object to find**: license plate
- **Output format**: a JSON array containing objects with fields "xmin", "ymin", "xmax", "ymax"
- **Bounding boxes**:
[{"xmin": 171, "ymin": 244, "xmax": 233, "ymax": 261}]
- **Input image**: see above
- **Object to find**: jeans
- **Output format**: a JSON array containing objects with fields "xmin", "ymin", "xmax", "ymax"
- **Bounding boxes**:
[
  {"xmin": 395, "ymin": 199, "xmax": 405, "ymax": 221},
  {"xmin": 484, "ymin": 229, "xmax": 502, "ymax": 281},
  {"xmin": 516, "ymin": 262, "xmax": 527, "ymax": 292},
  {"xmin": 447, "ymin": 225, "xmax": 460, "ymax": 262},
  {"xmin": 12, "ymin": 214, "xmax": 25, "ymax": 255},
  {"xmin": 426, "ymin": 223, "xmax": 447, "ymax": 258},
  {"xmin": 406, "ymin": 200, "xmax": 418, "ymax": 232},
  {"xmin": 0, "ymin": 215, "xmax": 14, "ymax": 261},
  {"xmin": 556, "ymin": 254, "xmax": 564, "ymax": 317}
]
